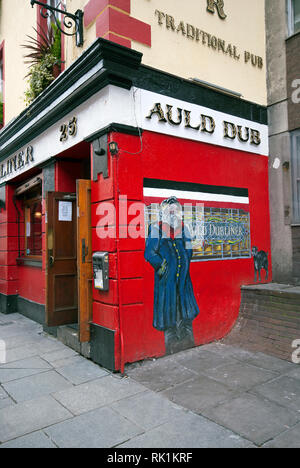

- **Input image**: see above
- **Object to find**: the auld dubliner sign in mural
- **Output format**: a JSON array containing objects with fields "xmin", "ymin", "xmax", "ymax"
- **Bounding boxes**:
[{"xmin": 144, "ymin": 179, "xmax": 251, "ymax": 263}]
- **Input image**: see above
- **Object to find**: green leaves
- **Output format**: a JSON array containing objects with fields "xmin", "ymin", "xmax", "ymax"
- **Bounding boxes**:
[
  {"xmin": 22, "ymin": 23, "xmax": 62, "ymax": 105},
  {"xmin": 24, "ymin": 54, "xmax": 58, "ymax": 104}
]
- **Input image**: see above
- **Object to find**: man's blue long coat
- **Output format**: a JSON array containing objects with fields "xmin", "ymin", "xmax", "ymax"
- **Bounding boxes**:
[{"xmin": 144, "ymin": 223, "xmax": 200, "ymax": 331}]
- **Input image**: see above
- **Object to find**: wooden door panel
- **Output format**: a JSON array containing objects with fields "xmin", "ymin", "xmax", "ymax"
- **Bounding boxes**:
[
  {"xmin": 77, "ymin": 180, "xmax": 93, "ymax": 342},
  {"xmin": 46, "ymin": 192, "xmax": 78, "ymax": 327}
]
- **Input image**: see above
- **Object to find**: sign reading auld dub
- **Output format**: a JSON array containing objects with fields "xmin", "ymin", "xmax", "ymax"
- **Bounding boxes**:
[{"xmin": 146, "ymin": 103, "xmax": 261, "ymax": 146}]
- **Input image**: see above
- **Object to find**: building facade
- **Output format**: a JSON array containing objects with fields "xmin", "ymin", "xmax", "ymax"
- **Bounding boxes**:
[
  {"xmin": 266, "ymin": 0, "xmax": 300, "ymax": 282},
  {"xmin": 0, "ymin": 0, "xmax": 271, "ymax": 371}
]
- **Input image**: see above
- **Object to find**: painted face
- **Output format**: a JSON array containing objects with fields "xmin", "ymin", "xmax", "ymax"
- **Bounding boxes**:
[{"xmin": 162, "ymin": 203, "xmax": 182, "ymax": 228}]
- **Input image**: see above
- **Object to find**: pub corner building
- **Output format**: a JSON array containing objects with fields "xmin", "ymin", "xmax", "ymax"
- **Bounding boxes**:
[{"xmin": 0, "ymin": 0, "xmax": 271, "ymax": 372}]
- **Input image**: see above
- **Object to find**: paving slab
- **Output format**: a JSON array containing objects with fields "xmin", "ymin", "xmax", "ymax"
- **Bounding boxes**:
[
  {"xmin": 0, "ymin": 385, "xmax": 8, "ymax": 399},
  {"xmin": 0, "ymin": 356, "xmax": 52, "ymax": 370},
  {"xmin": 161, "ymin": 375, "xmax": 239, "ymax": 413},
  {"xmin": 173, "ymin": 348, "xmax": 237, "ymax": 373},
  {"xmin": 263, "ymin": 423, "xmax": 300, "ymax": 448},
  {"xmin": 53, "ymin": 375, "xmax": 146, "ymax": 415},
  {"xmin": 242, "ymin": 352, "xmax": 296, "ymax": 374},
  {"xmin": 2, "ymin": 333, "xmax": 44, "ymax": 350},
  {"xmin": 284, "ymin": 366, "xmax": 300, "ymax": 380},
  {"xmin": 55, "ymin": 359, "xmax": 109, "ymax": 385},
  {"xmin": 201, "ymin": 361, "xmax": 277, "ymax": 391},
  {"xmin": 47, "ymin": 355, "xmax": 88, "ymax": 369},
  {"xmin": 0, "ymin": 396, "xmax": 15, "ymax": 410},
  {"xmin": 111, "ymin": 391, "xmax": 185, "ymax": 431},
  {"xmin": 250, "ymin": 375, "xmax": 300, "ymax": 412},
  {"xmin": 126, "ymin": 358, "xmax": 196, "ymax": 392},
  {"xmin": 0, "ymin": 363, "xmax": 50, "ymax": 384},
  {"xmin": 0, "ymin": 323, "xmax": 31, "ymax": 338},
  {"xmin": 3, "ymin": 370, "xmax": 73, "ymax": 403},
  {"xmin": 0, "ymin": 395, "xmax": 73, "ymax": 443},
  {"xmin": 0, "ymin": 431, "xmax": 57, "ymax": 448},
  {"xmin": 32, "ymin": 337, "xmax": 67, "ymax": 355},
  {"xmin": 40, "ymin": 348, "xmax": 79, "ymax": 366},
  {"xmin": 201, "ymin": 343, "xmax": 261, "ymax": 362},
  {"xmin": 1, "ymin": 343, "xmax": 40, "ymax": 364},
  {"xmin": 44, "ymin": 406, "xmax": 143, "ymax": 448},
  {"xmin": 0, "ymin": 314, "xmax": 24, "ymax": 323},
  {"xmin": 202, "ymin": 393, "xmax": 299, "ymax": 446},
  {"xmin": 118, "ymin": 411, "xmax": 254, "ymax": 448}
]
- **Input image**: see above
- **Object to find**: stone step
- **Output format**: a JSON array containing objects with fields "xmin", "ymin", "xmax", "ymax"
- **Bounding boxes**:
[{"xmin": 56, "ymin": 325, "xmax": 90, "ymax": 359}]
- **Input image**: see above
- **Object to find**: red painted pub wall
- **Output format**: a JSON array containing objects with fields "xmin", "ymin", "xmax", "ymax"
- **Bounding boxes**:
[{"xmin": 91, "ymin": 130, "xmax": 272, "ymax": 371}]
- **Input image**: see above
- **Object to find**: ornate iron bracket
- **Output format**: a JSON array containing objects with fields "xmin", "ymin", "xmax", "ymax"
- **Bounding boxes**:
[{"xmin": 30, "ymin": 0, "xmax": 84, "ymax": 47}]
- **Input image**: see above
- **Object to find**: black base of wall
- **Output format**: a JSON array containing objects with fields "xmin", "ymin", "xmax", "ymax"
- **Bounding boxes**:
[
  {"xmin": 17, "ymin": 297, "xmax": 45, "ymax": 325},
  {"xmin": 90, "ymin": 324, "xmax": 115, "ymax": 372},
  {"xmin": 0, "ymin": 293, "xmax": 18, "ymax": 314}
]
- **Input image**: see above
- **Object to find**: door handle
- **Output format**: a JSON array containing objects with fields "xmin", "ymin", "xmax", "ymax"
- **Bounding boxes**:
[{"xmin": 49, "ymin": 256, "xmax": 54, "ymax": 267}]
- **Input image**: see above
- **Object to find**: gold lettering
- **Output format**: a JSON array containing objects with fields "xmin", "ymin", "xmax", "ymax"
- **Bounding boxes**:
[
  {"xmin": 206, "ymin": 0, "xmax": 227, "ymax": 20},
  {"xmin": 166, "ymin": 14, "xmax": 176, "ymax": 30},
  {"xmin": 177, "ymin": 21, "xmax": 186, "ymax": 35},
  {"xmin": 201, "ymin": 115, "xmax": 216, "ymax": 134},
  {"xmin": 224, "ymin": 121, "xmax": 237, "ymax": 140},
  {"xmin": 210, "ymin": 36, "xmax": 218, "ymax": 49},
  {"xmin": 218, "ymin": 39, "xmax": 226, "ymax": 53},
  {"xmin": 155, "ymin": 10, "xmax": 165, "ymax": 25},
  {"xmin": 233, "ymin": 46, "xmax": 240, "ymax": 60},
  {"xmin": 257, "ymin": 57, "xmax": 263, "ymax": 69},
  {"xmin": 237, "ymin": 126, "xmax": 250, "ymax": 143},
  {"xmin": 25, "ymin": 146, "xmax": 34, "ymax": 164},
  {"xmin": 17, "ymin": 151, "xmax": 25, "ymax": 169},
  {"xmin": 0, "ymin": 164, "xmax": 6, "ymax": 178},
  {"xmin": 146, "ymin": 103, "xmax": 167, "ymax": 122},
  {"xmin": 184, "ymin": 110, "xmax": 200, "ymax": 130},
  {"xmin": 225, "ymin": 44, "xmax": 233, "ymax": 57},
  {"xmin": 201, "ymin": 31, "xmax": 209, "ymax": 45},
  {"xmin": 250, "ymin": 129, "xmax": 261, "ymax": 146},
  {"xmin": 244, "ymin": 51, "xmax": 251, "ymax": 63},
  {"xmin": 166, "ymin": 105, "xmax": 183, "ymax": 125},
  {"xmin": 251, "ymin": 54, "xmax": 257, "ymax": 67},
  {"xmin": 187, "ymin": 24, "xmax": 195, "ymax": 39}
]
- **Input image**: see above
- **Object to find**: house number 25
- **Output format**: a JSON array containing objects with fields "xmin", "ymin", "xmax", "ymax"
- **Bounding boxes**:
[{"xmin": 60, "ymin": 117, "xmax": 78, "ymax": 142}]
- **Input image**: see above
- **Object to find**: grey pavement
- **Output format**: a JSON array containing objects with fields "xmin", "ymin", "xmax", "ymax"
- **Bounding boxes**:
[{"xmin": 0, "ymin": 312, "xmax": 300, "ymax": 448}]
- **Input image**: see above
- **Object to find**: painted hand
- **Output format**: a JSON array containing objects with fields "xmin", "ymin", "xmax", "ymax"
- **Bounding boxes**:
[{"xmin": 158, "ymin": 259, "xmax": 168, "ymax": 277}]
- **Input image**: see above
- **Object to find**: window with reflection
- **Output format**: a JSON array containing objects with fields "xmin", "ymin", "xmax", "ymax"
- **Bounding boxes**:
[
  {"xmin": 25, "ymin": 198, "xmax": 42, "ymax": 257},
  {"xmin": 288, "ymin": 0, "xmax": 300, "ymax": 35}
]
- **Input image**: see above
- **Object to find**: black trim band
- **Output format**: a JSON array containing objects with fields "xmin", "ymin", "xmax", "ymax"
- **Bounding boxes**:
[
  {"xmin": 85, "ymin": 123, "xmax": 143, "ymax": 143},
  {"xmin": 135, "ymin": 65, "xmax": 267, "ymax": 126},
  {"xmin": 144, "ymin": 178, "xmax": 249, "ymax": 198}
]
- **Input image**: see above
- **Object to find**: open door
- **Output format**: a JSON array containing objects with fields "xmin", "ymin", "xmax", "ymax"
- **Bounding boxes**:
[
  {"xmin": 46, "ymin": 192, "xmax": 78, "ymax": 327},
  {"xmin": 77, "ymin": 180, "xmax": 93, "ymax": 342}
]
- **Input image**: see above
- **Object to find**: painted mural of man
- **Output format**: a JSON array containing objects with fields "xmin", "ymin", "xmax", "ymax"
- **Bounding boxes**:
[{"xmin": 145, "ymin": 197, "xmax": 200, "ymax": 355}]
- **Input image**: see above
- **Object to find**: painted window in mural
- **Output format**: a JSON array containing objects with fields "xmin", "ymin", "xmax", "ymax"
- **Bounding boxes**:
[
  {"xmin": 145, "ymin": 205, "xmax": 251, "ymax": 261},
  {"xmin": 144, "ymin": 179, "xmax": 251, "ymax": 262}
]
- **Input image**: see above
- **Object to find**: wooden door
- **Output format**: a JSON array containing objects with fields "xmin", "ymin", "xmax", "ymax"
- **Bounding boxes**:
[
  {"xmin": 77, "ymin": 180, "xmax": 93, "ymax": 342},
  {"xmin": 46, "ymin": 192, "xmax": 78, "ymax": 327}
]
